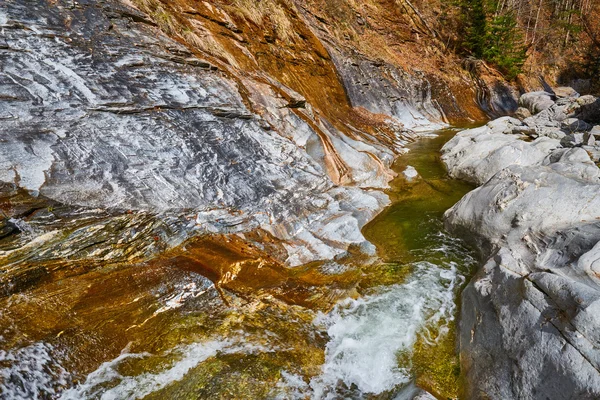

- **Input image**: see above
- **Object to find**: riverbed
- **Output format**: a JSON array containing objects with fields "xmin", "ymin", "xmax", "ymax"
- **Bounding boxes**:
[{"xmin": 0, "ymin": 129, "xmax": 476, "ymax": 400}]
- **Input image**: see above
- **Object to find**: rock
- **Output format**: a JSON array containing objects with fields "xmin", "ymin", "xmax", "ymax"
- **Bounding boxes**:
[
  {"xmin": 577, "ymin": 95, "xmax": 597, "ymax": 106},
  {"xmin": 537, "ymin": 126, "xmax": 567, "ymax": 139},
  {"xmin": 561, "ymin": 118, "xmax": 592, "ymax": 133},
  {"xmin": 486, "ymin": 116, "xmax": 524, "ymax": 135},
  {"xmin": 591, "ymin": 125, "xmax": 600, "ymax": 137},
  {"xmin": 402, "ymin": 165, "xmax": 419, "ymax": 181},
  {"xmin": 576, "ymin": 96, "xmax": 600, "ymax": 123},
  {"xmin": 519, "ymin": 91, "xmax": 555, "ymax": 114},
  {"xmin": 553, "ymin": 86, "xmax": 580, "ymax": 99},
  {"xmin": 0, "ymin": 0, "xmax": 405, "ymax": 266},
  {"xmin": 514, "ymin": 107, "xmax": 532, "ymax": 120},
  {"xmin": 327, "ymin": 48, "xmax": 448, "ymax": 132},
  {"xmin": 441, "ymin": 122, "xmax": 560, "ymax": 185},
  {"xmin": 584, "ymin": 131, "xmax": 596, "ymax": 146},
  {"xmin": 446, "ymin": 165, "xmax": 600, "ymax": 399},
  {"xmin": 443, "ymin": 91, "xmax": 600, "ymax": 399},
  {"xmin": 560, "ymin": 133, "xmax": 585, "ymax": 147}
]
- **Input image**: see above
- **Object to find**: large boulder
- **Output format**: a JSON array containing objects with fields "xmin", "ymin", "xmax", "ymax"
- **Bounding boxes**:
[
  {"xmin": 443, "ymin": 89, "xmax": 600, "ymax": 399},
  {"xmin": 447, "ymin": 165, "xmax": 600, "ymax": 400},
  {"xmin": 519, "ymin": 91, "xmax": 556, "ymax": 114},
  {"xmin": 575, "ymin": 96, "xmax": 600, "ymax": 123},
  {"xmin": 441, "ymin": 117, "xmax": 561, "ymax": 185}
]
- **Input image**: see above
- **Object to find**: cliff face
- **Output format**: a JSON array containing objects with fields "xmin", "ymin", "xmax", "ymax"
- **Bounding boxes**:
[{"xmin": 0, "ymin": 0, "xmax": 518, "ymax": 268}]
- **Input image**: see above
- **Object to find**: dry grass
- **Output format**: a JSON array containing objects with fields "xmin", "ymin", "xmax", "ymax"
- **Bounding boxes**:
[
  {"xmin": 230, "ymin": 0, "xmax": 297, "ymax": 42},
  {"xmin": 129, "ymin": 0, "xmax": 239, "ymax": 66},
  {"xmin": 185, "ymin": 21, "xmax": 239, "ymax": 67}
]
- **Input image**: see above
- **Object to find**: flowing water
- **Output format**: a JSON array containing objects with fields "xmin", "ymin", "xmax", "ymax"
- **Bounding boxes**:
[{"xmin": 0, "ymin": 129, "xmax": 477, "ymax": 399}]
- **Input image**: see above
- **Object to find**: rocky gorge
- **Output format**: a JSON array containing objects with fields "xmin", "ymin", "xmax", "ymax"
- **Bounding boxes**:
[{"xmin": 1, "ymin": 0, "xmax": 600, "ymax": 399}]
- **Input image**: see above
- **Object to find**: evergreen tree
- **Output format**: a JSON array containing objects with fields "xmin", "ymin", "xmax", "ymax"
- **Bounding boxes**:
[
  {"xmin": 484, "ymin": 12, "xmax": 528, "ymax": 79},
  {"xmin": 456, "ymin": 0, "xmax": 527, "ymax": 79}
]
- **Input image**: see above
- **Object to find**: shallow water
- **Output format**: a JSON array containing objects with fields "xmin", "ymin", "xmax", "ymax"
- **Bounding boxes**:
[{"xmin": 0, "ymin": 129, "xmax": 476, "ymax": 399}]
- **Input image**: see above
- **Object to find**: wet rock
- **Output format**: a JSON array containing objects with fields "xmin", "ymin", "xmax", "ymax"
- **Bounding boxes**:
[
  {"xmin": 402, "ymin": 166, "xmax": 419, "ymax": 181},
  {"xmin": 327, "ymin": 48, "xmax": 448, "ymax": 132},
  {"xmin": 0, "ymin": 0, "xmax": 411, "ymax": 266}
]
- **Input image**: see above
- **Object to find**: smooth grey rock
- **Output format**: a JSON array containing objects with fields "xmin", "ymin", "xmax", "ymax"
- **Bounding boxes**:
[
  {"xmin": 519, "ymin": 91, "xmax": 556, "ymax": 114},
  {"xmin": 554, "ymin": 86, "xmax": 580, "ymax": 99},
  {"xmin": 444, "ymin": 92, "xmax": 600, "ymax": 399},
  {"xmin": 441, "ymin": 121, "xmax": 560, "ymax": 185},
  {"xmin": 561, "ymin": 118, "xmax": 592, "ymax": 133},
  {"xmin": 486, "ymin": 116, "xmax": 524, "ymax": 135},
  {"xmin": 561, "ymin": 133, "xmax": 585, "ymax": 147},
  {"xmin": 402, "ymin": 165, "xmax": 419, "ymax": 181},
  {"xmin": 584, "ymin": 131, "xmax": 596, "ymax": 146},
  {"xmin": 447, "ymin": 165, "xmax": 600, "ymax": 399}
]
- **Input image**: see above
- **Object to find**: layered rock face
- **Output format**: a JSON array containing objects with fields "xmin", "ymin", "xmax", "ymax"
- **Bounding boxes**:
[
  {"xmin": 0, "ymin": 0, "xmax": 517, "ymax": 267},
  {"xmin": 0, "ymin": 0, "xmax": 405, "ymax": 267},
  {"xmin": 442, "ymin": 90, "xmax": 600, "ymax": 399}
]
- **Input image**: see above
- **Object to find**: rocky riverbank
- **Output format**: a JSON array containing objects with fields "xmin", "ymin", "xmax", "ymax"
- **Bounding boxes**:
[{"xmin": 442, "ymin": 89, "xmax": 600, "ymax": 399}]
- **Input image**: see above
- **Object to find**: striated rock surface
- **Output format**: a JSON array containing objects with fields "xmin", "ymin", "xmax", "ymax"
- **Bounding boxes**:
[
  {"xmin": 442, "ymin": 90, "xmax": 600, "ymax": 399},
  {"xmin": 0, "ymin": 0, "xmax": 519, "ymax": 267},
  {"xmin": 0, "ymin": 0, "xmax": 405, "ymax": 267}
]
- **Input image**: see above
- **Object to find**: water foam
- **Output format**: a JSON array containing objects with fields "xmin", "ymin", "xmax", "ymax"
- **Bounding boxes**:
[
  {"xmin": 308, "ymin": 259, "xmax": 465, "ymax": 399},
  {"xmin": 60, "ymin": 339, "xmax": 269, "ymax": 400},
  {"xmin": 0, "ymin": 342, "xmax": 70, "ymax": 400}
]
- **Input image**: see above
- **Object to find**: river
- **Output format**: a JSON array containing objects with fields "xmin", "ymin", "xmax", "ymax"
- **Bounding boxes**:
[{"xmin": 0, "ymin": 129, "xmax": 477, "ymax": 399}]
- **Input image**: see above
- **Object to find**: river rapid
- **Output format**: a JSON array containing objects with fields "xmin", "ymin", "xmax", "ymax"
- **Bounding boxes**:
[{"xmin": 0, "ymin": 129, "xmax": 477, "ymax": 400}]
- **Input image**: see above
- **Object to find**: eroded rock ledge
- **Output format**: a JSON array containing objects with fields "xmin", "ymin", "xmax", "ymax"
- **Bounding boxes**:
[{"xmin": 442, "ymin": 89, "xmax": 600, "ymax": 399}]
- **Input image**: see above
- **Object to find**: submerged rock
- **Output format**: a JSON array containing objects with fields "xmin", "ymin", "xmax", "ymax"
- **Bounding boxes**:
[
  {"xmin": 443, "ymin": 89, "xmax": 600, "ymax": 399},
  {"xmin": 403, "ymin": 166, "xmax": 420, "ymax": 181}
]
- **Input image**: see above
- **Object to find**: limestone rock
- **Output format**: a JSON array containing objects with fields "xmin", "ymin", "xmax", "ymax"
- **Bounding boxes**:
[
  {"xmin": 514, "ymin": 107, "xmax": 532, "ymax": 120},
  {"xmin": 0, "ymin": 0, "xmax": 403, "ymax": 266},
  {"xmin": 561, "ymin": 118, "xmax": 592, "ymax": 133},
  {"xmin": 584, "ymin": 131, "xmax": 596, "ymax": 146},
  {"xmin": 576, "ymin": 96, "xmax": 600, "ymax": 123},
  {"xmin": 553, "ymin": 86, "xmax": 580, "ymax": 99},
  {"xmin": 402, "ymin": 166, "xmax": 419, "ymax": 181},
  {"xmin": 443, "ymin": 89, "xmax": 600, "ymax": 399},
  {"xmin": 519, "ymin": 91, "xmax": 555, "ymax": 114},
  {"xmin": 560, "ymin": 133, "xmax": 585, "ymax": 147}
]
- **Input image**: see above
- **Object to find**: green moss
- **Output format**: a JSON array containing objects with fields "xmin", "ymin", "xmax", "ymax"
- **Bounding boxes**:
[{"xmin": 412, "ymin": 322, "xmax": 462, "ymax": 400}]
